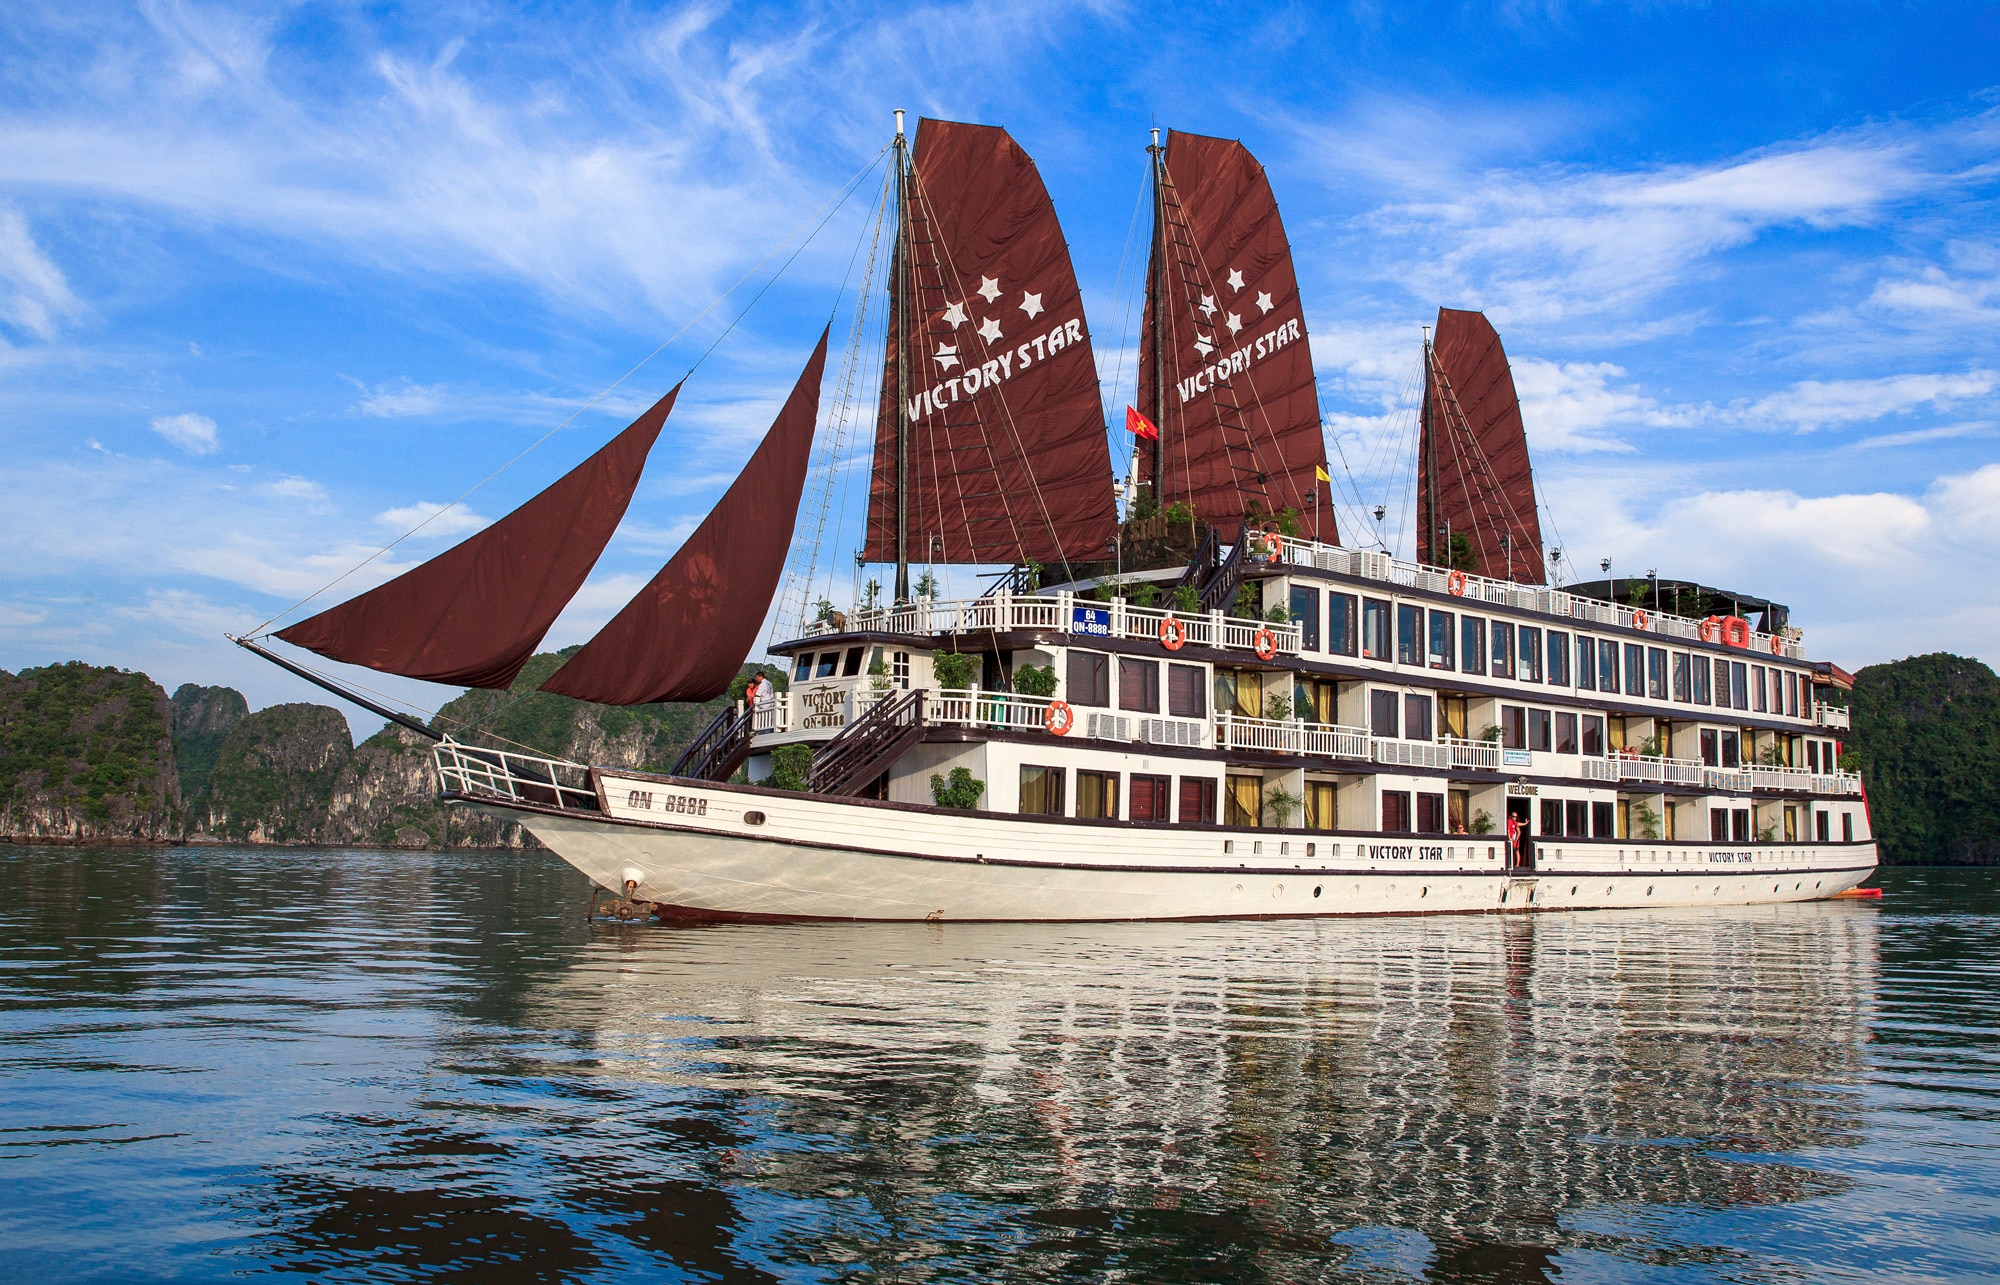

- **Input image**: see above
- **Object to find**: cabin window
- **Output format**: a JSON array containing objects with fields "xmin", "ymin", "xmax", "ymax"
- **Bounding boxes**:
[
  {"xmin": 1290, "ymin": 586, "xmax": 1321, "ymax": 652},
  {"xmin": 1566, "ymin": 800, "xmax": 1588, "ymax": 837},
  {"xmin": 1592, "ymin": 801, "xmax": 1615, "ymax": 838},
  {"xmin": 1168, "ymin": 664, "xmax": 1207, "ymax": 719},
  {"xmin": 1362, "ymin": 598, "xmax": 1392, "ymax": 660},
  {"xmin": 1370, "ymin": 689, "xmax": 1401, "ymax": 738},
  {"xmin": 1397, "ymin": 604, "xmax": 1424, "ymax": 666},
  {"xmin": 1617, "ymin": 799, "xmax": 1631, "ymax": 839},
  {"xmin": 1786, "ymin": 671, "xmax": 1800, "ymax": 718},
  {"xmin": 793, "ymin": 653, "xmax": 814, "ymax": 681},
  {"xmin": 892, "ymin": 651, "xmax": 910, "ymax": 689},
  {"xmin": 1732, "ymin": 809, "xmax": 1751, "ymax": 843},
  {"xmin": 1449, "ymin": 789, "xmax": 1470, "ymax": 834},
  {"xmin": 1519, "ymin": 626, "xmax": 1543, "ymax": 682},
  {"xmin": 1672, "ymin": 653, "xmax": 1691, "ymax": 703},
  {"xmin": 1179, "ymin": 777, "xmax": 1217, "ymax": 825},
  {"xmin": 815, "ymin": 652, "xmax": 840, "ymax": 679},
  {"xmin": 1581, "ymin": 715, "xmax": 1605, "ymax": 756},
  {"xmin": 1296, "ymin": 678, "xmax": 1336, "ymax": 725},
  {"xmin": 1842, "ymin": 813, "xmax": 1854, "ymax": 842},
  {"xmin": 1501, "ymin": 704, "xmax": 1527, "ymax": 750},
  {"xmin": 1784, "ymin": 806, "xmax": 1799, "ymax": 841},
  {"xmin": 1404, "ymin": 693, "xmax": 1434, "ymax": 742},
  {"xmin": 1806, "ymin": 740, "xmax": 1821, "ymax": 772},
  {"xmin": 1752, "ymin": 665, "xmax": 1768, "ymax": 713},
  {"xmin": 1076, "ymin": 771, "xmax": 1119, "ymax": 821},
  {"xmin": 1731, "ymin": 662, "xmax": 1749, "ymax": 710},
  {"xmin": 1417, "ymin": 793, "xmax": 1446, "ymax": 834},
  {"xmin": 1529, "ymin": 708, "xmax": 1552, "ymax": 752},
  {"xmin": 842, "ymin": 647, "xmax": 864, "ymax": 677},
  {"xmin": 1226, "ymin": 775, "xmax": 1262, "ymax": 827},
  {"xmin": 1491, "ymin": 621, "xmax": 1515, "ymax": 679},
  {"xmin": 1624, "ymin": 643, "xmax": 1645, "ymax": 697},
  {"xmin": 1540, "ymin": 799, "xmax": 1562, "ymax": 835},
  {"xmin": 1129, "ymin": 774, "xmax": 1171, "ymax": 823},
  {"xmin": 1381, "ymin": 791, "xmax": 1412, "ymax": 833},
  {"xmin": 1692, "ymin": 654, "xmax": 1711, "ymax": 704},
  {"xmin": 1815, "ymin": 810, "xmax": 1830, "ymax": 842},
  {"xmin": 1307, "ymin": 781, "xmax": 1337, "ymax": 831},
  {"xmin": 1328, "ymin": 593, "xmax": 1358, "ymax": 656},
  {"xmin": 1067, "ymin": 651, "xmax": 1110, "ymax": 707},
  {"xmin": 1548, "ymin": 631, "xmax": 1570, "ymax": 686},
  {"xmin": 1601, "ymin": 639, "xmax": 1621, "ymax": 694},
  {"xmin": 1441, "ymin": 695, "xmax": 1468, "ymax": 740},
  {"xmin": 1700, "ymin": 729, "xmax": 1719, "ymax": 766},
  {"xmin": 1555, "ymin": 711, "xmax": 1578, "ymax": 754},
  {"xmin": 1429, "ymin": 609, "xmax": 1455, "ymax": 669},
  {"xmin": 1575, "ymin": 635, "xmax": 1596, "ymax": 691},
  {"xmin": 1118, "ymin": 658, "xmax": 1159, "ymax": 714},
  {"xmin": 1710, "ymin": 808, "xmax": 1729, "ymax": 842},
  {"xmin": 1721, "ymin": 730, "xmax": 1741, "ymax": 768},
  {"xmin": 1647, "ymin": 648, "xmax": 1668, "ymax": 700},
  {"xmin": 1019, "ymin": 766, "xmax": 1065, "ymax": 816},
  {"xmin": 1461, "ymin": 617, "xmax": 1487, "ymax": 676}
]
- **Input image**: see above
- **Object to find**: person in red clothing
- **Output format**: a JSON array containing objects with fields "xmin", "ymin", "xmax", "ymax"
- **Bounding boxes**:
[{"xmin": 1506, "ymin": 812, "xmax": 1522, "ymax": 867}]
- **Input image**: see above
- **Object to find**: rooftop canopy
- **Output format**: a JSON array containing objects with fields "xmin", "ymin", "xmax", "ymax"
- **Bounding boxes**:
[{"xmin": 1563, "ymin": 577, "xmax": 1790, "ymax": 634}]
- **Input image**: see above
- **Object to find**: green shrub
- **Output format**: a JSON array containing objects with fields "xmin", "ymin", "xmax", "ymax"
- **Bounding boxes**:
[
  {"xmin": 929, "ymin": 766, "xmax": 986, "ymax": 810},
  {"xmin": 1171, "ymin": 584, "xmax": 1201, "ymax": 614},
  {"xmin": 931, "ymin": 652, "xmax": 979, "ymax": 690},
  {"xmin": 769, "ymin": 743, "xmax": 813, "ymax": 790},
  {"xmin": 1014, "ymin": 664, "xmax": 1058, "ymax": 698},
  {"xmin": 1129, "ymin": 582, "xmax": 1162, "ymax": 608},
  {"xmin": 1470, "ymin": 809, "xmax": 1495, "ymax": 834},
  {"xmin": 1162, "ymin": 500, "xmax": 1195, "ymax": 526},
  {"xmin": 1264, "ymin": 602, "xmax": 1292, "ymax": 624}
]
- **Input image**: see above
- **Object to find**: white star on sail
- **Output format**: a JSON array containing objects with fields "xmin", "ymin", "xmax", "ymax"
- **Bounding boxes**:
[
  {"xmin": 1225, "ymin": 312, "xmax": 1242, "ymax": 336},
  {"xmin": 934, "ymin": 342, "xmax": 960, "ymax": 372},
  {"xmin": 1193, "ymin": 332, "xmax": 1214, "ymax": 358},
  {"xmin": 1255, "ymin": 291, "xmax": 1274, "ymax": 315},
  {"xmin": 940, "ymin": 301, "xmax": 968, "ymax": 328},
  {"xmin": 977, "ymin": 316, "xmax": 1004, "ymax": 344},
  {"xmin": 1226, "ymin": 268, "xmax": 1245, "ymax": 291},
  {"xmin": 977, "ymin": 276, "xmax": 1001, "ymax": 302},
  {"xmin": 1018, "ymin": 291, "xmax": 1044, "ymax": 319},
  {"xmin": 1197, "ymin": 293, "xmax": 1217, "ymax": 319}
]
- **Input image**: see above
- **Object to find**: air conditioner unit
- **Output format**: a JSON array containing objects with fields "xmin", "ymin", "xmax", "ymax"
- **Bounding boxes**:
[
  {"xmin": 1137, "ymin": 718, "xmax": 1202, "ymax": 747},
  {"xmin": 1087, "ymin": 713, "xmax": 1132, "ymax": 742}
]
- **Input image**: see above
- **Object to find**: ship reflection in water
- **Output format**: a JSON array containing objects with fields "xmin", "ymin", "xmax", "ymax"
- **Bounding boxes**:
[{"xmin": 2, "ymin": 849, "xmax": 1994, "ymax": 1282}]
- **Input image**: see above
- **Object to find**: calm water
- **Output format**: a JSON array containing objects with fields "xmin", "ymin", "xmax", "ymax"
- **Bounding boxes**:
[{"xmin": 0, "ymin": 849, "xmax": 1994, "ymax": 1283}]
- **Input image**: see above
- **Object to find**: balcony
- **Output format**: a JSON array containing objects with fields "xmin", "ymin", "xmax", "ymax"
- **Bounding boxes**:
[
  {"xmin": 1748, "ymin": 763, "xmax": 1863, "ymax": 795},
  {"xmin": 1214, "ymin": 712, "xmax": 1369, "ymax": 758},
  {"xmin": 798, "ymin": 589, "xmax": 1303, "ymax": 662},
  {"xmin": 1273, "ymin": 535, "xmax": 1804, "ymax": 660},
  {"xmin": 1813, "ymin": 702, "xmax": 1851, "ymax": 730},
  {"xmin": 1612, "ymin": 752, "xmax": 1705, "ymax": 787}
]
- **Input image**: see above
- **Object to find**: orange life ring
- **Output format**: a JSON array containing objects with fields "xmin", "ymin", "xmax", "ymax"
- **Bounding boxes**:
[
  {"xmin": 1253, "ymin": 626, "xmax": 1278, "ymax": 660},
  {"xmin": 1447, "ymin": 570, "xmax": 1467, "ymax": 596},
  {"xmin": 1045, "ymin": 700, "xmax": 1074, "ymax": 736},
  {"xmin": 1632, "ymin": 609, "xmax": 1650, "ymax": 631},
  {"xmin": 1722, "ymin": 616, "xmax": 1750, "ymax": 649},
  {"xmin": 1769, "ymin": 634, "xmax": 1783, "ymax": 656},
  {"xmin": 1699, "ymin": 616, "xmax": 1721, "ymax": 643},
  {"xmin": 1158, "ymin": 615, "xmax": 1186, "ymax": 651}
]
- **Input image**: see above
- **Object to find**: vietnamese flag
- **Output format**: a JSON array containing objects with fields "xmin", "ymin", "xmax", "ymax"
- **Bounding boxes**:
[{"xmin": 1125, "ymin": 405, "xmax": 1159, "ymax": 440}]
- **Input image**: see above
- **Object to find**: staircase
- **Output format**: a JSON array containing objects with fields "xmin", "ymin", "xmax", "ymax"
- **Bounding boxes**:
[
  {"xmin": 1196, "ymin": 536, "xmax": 1248, "ymax": 615},
  {"xmin": 1174, "ymin": 524, "xmax": 1220, "ymax": 594},
  {"xmin": 671, "ymin": 704, "xmax": 755, "ymax": 783},
  {"xmin": 807, "ymin": 690, "xmax": 927, "ymax": 797}
]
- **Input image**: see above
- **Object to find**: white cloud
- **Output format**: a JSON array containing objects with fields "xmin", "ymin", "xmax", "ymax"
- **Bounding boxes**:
[
  {"xmin": 355, "ymin": 378, "xmax": 449, "ymax": 418},
  {"xmin": 1740, "ymin": 370, "xmax": 1996, "ymax": 431},
  {"xmin": 1510, "ymin": 358, "xmax": 1693, "ymax": 452},
  {"xmin": 1930, "ymin": 463, "xmax": 2000, "ymax": 544},
  {"xmin": 375, "ymin": 501, "xmax": 491, "ymax": 538},
  {"xmin": 0, "ymin": 207, "xmax": 82, "ymax": 340},
  {"xmin": 149, "ymin": 411, "xmax": 219, "ymax": 454},
  {"xmin": 257, "ymin": 475, "xmax": 328, "ymax": 502}
]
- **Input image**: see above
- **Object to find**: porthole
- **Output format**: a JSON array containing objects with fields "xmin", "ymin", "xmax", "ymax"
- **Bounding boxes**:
[
  {"xmin": 1313, "ymin": 885, "xmax": 1322, "ymax": 898},
  {"xmin": 1421, "ymin": 886, "xmax": 1428, "ymax": 898},
  {"xmin": 1606, "ymin": 885, "xmax": 1613, "ymax": 895},
  {"xmin": 1224, "ymin": 840, "xmax": 1235, "ymax": 855},
  {"xmin": 1273, "ymin": 884, "xmax": 1285, "ymax": 898},
  {"xmin": 742, "ymin": 811, "xmax": 766, "ymax": 826},
  {"xmin": 1570, "ymin": 885, "xmax": 1578, "ymax": 895},
  {"xmin": 1646, "ymin": 886, "xmax": 1653, "ymax": 896}
]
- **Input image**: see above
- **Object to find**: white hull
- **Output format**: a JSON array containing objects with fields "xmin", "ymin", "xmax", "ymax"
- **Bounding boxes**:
[{"xmin": 464, "ymin": 772, "xmax": 1877, "ymax": 922}]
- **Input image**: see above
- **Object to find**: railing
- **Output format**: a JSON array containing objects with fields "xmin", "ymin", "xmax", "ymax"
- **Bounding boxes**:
[
  {"xmin": 930, "ymin": 688, "xmax": 1061, "ymax": 735},
  {"xmin": 1275, "ymin": 535, "xmax": 1805, "ymax": 660},
  {"xmin": 752, "ymin": 693, "xmax": 790, "ymax": 734},
  {"xmin": 1441, "ymin": 736, "xmax": 1501, "ymax": 771},
  {"xmin": 1373, "ymin": 737, "xmax": 1452, "ymax": 770},
  {"xmin": 1813, "ymin": 702, "xmax": 1851, "ymax": 730},
  {"xmin": 799, "ymin": 589, "xmax": 1303, "ymax": 660},
  {"xmin": 1581, "ymin": 757, "xmax": 1620, "ymax": 782},
  {"xmin": 434, "ymin": 739, "xmax": 598, "ymax": 811},
  {"xmin": 1214, "ymin": 713, "xmax": 1371, "ymax": 758},
  {"xmin": 1748, "ymin": 764, "xmax": 1863, "ymax": 795},
  {"xmin": 1703, "ymin": 766, "xmax": 1754, "ymax": 793},
  {"xmin": 1613, "ymin": 753, "xmax": 1705, "ymax": 787}
]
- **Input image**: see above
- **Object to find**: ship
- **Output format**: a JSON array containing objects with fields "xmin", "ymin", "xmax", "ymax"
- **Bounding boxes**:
[{"xmin": 237, "ymin": 114, "xmax": 1878, "ymax": 921}]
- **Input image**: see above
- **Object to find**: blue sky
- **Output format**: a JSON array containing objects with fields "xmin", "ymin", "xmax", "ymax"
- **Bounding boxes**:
[{"xmin": 1, "ymin": 1, "xmax": 1996, "ymax": 731}]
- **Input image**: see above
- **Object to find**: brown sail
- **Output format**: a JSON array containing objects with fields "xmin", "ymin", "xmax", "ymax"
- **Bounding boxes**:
[
  {"xmin": 539, "ymin": 330, "xmax": 829, "ymax": 706},
  {"xmin": 1419, "ymin": 307, "xmax": 1545, "ymax": 585},
  {"xmin": 1137, "ymin": 130, "xmax": 1332, "ymax": 543},
  {"xmin": 273, "ymin": 387, "xmax": 679, "ymax": 689},
  {"xmin": 863, "ymin": 118, "xmax": 1116, "ymax": 569}
]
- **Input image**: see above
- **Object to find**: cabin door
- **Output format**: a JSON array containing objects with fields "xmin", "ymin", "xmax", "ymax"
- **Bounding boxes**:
[{"xmin": 1505, "ymin": 798, "xmax": 1534, "ymax": 871}]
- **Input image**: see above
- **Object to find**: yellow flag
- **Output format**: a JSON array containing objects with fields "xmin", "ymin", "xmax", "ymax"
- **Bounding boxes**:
[{"xmin": 1314, "ymin": 465, "xmax": 1331, "ymax": 483}]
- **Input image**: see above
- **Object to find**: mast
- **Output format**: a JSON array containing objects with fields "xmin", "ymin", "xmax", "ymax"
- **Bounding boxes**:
[
  {"xmin": 892, "ymin": 109, "xmax": 912, "ymax": 604},
  {"xmin": 1147, "ymin": 127, "xmax": 1166, "ymax": 500},
  {"xmin": 1421, "ymin": 324, "xmax": 1436, "ymax": 567}
]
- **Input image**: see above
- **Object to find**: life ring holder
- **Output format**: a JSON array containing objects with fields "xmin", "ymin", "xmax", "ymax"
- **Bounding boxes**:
[
  {"xmin": 1699, "ymin": 616, "xmax": 1721, "ymax": 643},
  {"xmin": 1722, "ymin": 616, "xmax": 1751, "ymax": 649},
  {"xmin": 1446, "ymin": 570, "xmax": 1467, "ymax": 597},
  {"xmin": 1045, "ymin": 700, "xmax": 1074, "ymax": 737},
  {"xmin": 1159, "ymin": 616, "xmax": 1186, "ymax": 651},
  {"xmin": 1253, "ymin": 627, "xmax": 1278, "ymax": 661},
  {"xmin": 1632, "ymin": 609, "xmax": 1650, "ymax": 631}
]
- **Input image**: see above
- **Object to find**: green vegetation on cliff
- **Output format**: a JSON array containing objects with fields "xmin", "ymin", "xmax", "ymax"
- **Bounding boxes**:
[
  {"xmin": 203, "ymin": 703, "xmax": 353, "ymax": 843},
  {"xmin": 171, "ymin": 683, "xmax": 248, "ymax": 804},
  {"xmin": 1845, "ymin": 653, "xmax": 2000, "ymax": 865},
  {"xmin": 0, "ymin": 662, "xmax": 179, "ymax": 841}
]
